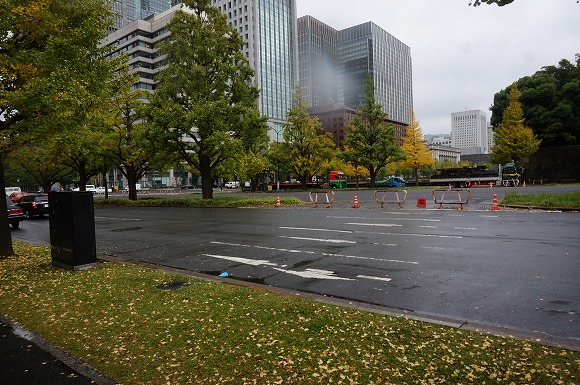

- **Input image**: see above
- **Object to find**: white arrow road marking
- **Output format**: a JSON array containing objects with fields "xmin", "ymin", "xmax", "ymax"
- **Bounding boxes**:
[
  {"xmin": 204, "ymin": 255, "xmax": 395, "ymax": 282},
  {"xmin": 278, "ymin": 236, "xmax": 356, "ymax": 244},
  {"xmin": 273, "ymin": 268, "xmax": 355, "ymax": 281},
  {"xmin": 357, "ymin": 275, "xmax": 392, "ymax": 282},
  {"xmin": 203, "ymin": 254, "xmax": 278, "ymax": 267}
]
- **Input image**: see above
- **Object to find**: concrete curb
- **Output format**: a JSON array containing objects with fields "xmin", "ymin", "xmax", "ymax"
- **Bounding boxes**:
[
  {"xmin": 0, "ymin": 313, "xmax": 118, "ymax": 385},
  {"xmin": 500, "ymin": 204, "xmax": 579, "ymax": 212}
]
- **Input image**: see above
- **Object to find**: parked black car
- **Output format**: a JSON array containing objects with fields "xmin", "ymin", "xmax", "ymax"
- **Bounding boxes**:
[
  {"xmin": 6, "ymin": 195, "xmax": 25, "ymax": 228},
  {"xmin": 17, "ymin": 194, "xmax": 49, "ymax": 218}
]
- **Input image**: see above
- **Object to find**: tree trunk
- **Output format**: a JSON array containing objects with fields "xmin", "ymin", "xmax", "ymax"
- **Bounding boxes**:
[
  {"xmin": 200, "ymin": 155, "xmax": 213, "ymax": 199},
  {"xmin": 102, "ymin": 171, "xmax": 109, "ymax": 199},
  {"xmin": 415, "ymin": 168, "xmax": 419, "ymax": 187},
  {"xmin": 127, "ymin": 167, "xmax": 138, "ymax": 201},
  {"xmin": 77, "ymin": 162, "xmax": 88, "ymax": 191},
  {"xmin": 369, "ymin": 169, "xmax": 377, "ymax": 189},
  {"xmin": 0, "ymin": 156, "xmax": 15, "ymax": 257}
]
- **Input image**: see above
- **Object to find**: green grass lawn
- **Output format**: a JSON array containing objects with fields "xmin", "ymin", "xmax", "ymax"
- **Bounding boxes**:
[
  {"xmin": 501, "ymin": 191, "xmax": 580, "ymax": 208},
  {"xmin": 94, "ymin": 195, "xmax": 304, "ymax": 208},
  {"xmin": 0, "ymin": 242, "xmax": 578, "ymax": 384}
]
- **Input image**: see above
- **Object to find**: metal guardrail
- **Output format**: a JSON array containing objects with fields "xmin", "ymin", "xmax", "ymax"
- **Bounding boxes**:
[
  {"xmin": 432, "ymin": 189, "xmax": 471, "ymax": 210},
  {"xmin": 309, "ymin": 191, "xmax": 335, "ymax": 208},
  {"xmin": 374, "ymin": 190, "xmax": 407, "ymax": 208}
]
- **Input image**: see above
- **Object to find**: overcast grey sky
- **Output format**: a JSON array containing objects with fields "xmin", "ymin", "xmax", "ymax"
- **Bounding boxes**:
[{"xmin": 297, "ymin": 0, "xmax": 579, "ymax": 135}]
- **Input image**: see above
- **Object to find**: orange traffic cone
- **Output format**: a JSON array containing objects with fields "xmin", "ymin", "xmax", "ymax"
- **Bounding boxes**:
[
  {"xmin": 491, "ymin": 191, "xmax": 500, "ymax": 211},
  {"xmin": 352, "ymin": 193, "xmax": 360, "ymax": 209},
  {"xmin": 275, "ymin": 194, "xmax": 281, "ymax": 208},
  {"xmin": 523, "ymin": 180, "xmax": 526, "ymax": 187}
]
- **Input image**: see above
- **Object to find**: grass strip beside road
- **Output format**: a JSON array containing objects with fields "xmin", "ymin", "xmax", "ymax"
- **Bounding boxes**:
[
  {"xmin": 1, "ymin": 242, "xmax": 578, "ymax": 385},
  {"xmin": 501, "ymin": 191, "xmax": 580, "ymax": 208},
  {"xmin": 94, "ymin": 195, "xmax": 304, "ymax": 208}
]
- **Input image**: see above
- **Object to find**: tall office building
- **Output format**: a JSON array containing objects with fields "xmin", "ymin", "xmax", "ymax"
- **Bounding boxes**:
[
  {"xmin": 451, "ymin": 109, "xmax": 490, "ymax": 155},
  {"xmin": 110, "ymin": 0, "xmax": 172, "ymax": 30},
  {"xmin": 337, "ymin": 22, "xmax": 413, "ymax": 125},
  {"xmin": 298, "ymin": 16, "xmax": 338, "ymax": 107},
  {"xmin": 298, "ymin": 17, "xmax": 413, "ymax": 126},
  {"xmin": 106, "ymin": 1, "xmax": 297, "ymax": 140},
  {"xmin": 211, "ymin": 0, "xmax": 298, "ymax": 140}
]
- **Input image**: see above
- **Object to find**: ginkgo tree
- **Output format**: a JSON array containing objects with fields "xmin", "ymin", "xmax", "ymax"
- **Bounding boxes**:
[
  {"xmin": 401, "ymin": 110, "xmax": 435, "ymax": 186},
  {"xmin": 271, "ymin": 87, "xmax": 336, "ymax": 185},
  {"xmin": 491, "ymin": 83, "xmax": 541, "ymax": 165},
  {"xmin": 0, "ymin": 0, "xmax": 119, "ymax": 257},
  {"xmin": 147, "ymin": 0, "xmax": 268, "ymax": 200},
  {"xmin": 340, "ymin": 75, "xmax": 406, "ymax": 188}
]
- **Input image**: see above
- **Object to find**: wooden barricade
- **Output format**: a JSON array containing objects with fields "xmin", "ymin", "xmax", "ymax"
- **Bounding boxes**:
[
  {"xmin": 309, "ymin": 191, "xmax": 335, "ymax": 208},
  {"xmin": 431, "ymin": 189, "xmax": 471, "ymax": 210},
  {"xmin": 374, "ymin": 190, "xmax": 407, "ymax": 209}
]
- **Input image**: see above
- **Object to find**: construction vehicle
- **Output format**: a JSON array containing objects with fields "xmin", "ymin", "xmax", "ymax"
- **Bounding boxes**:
[{"xmin": 430, "ymin": 163, "xmax": 520, "ymax": 187}]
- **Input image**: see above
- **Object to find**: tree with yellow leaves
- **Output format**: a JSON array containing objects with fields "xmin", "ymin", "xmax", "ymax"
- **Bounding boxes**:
[
  {"xmin": 490, "ymin": 83, "xmax": 541, "ymax": 165},
  {"xmin": 401, "ymin": 111, "xmax": 435, "ymax": 186}
]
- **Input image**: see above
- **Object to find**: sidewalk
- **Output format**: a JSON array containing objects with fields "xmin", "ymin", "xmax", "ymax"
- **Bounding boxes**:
[{"xmin": 0, "ymin": 316, "xmax": 115, "ymax": 385}]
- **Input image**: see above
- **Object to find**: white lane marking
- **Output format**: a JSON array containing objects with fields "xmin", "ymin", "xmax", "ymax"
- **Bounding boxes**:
[
  {"xmin": 454, "ymin": 227, "xmax": 477, "ymax": 230},
  {"xmin": 95, "ymin": 216, "xmax": 142, "ymax": 221},
  {"xmin": 273, "ymin": 268, "xmax": 355, "ymax": 281},
  {"xmin": 279, "ymin": 236, "xmax": 356, "ymax": 244},
  {"xmin": 328, "ymin": 216, "xmax": 440, "ymax": 222},
  {"xmin": 421, "ymin": 246, "xmax": 446, "ymax": 250},
  {"xmin": 354, "ymin": 231, "xmax": 463, "ymax": 239},
  {"xmin": 210, "ymin": 241, "xmax": 419, "ymax": 265},
  {"xmin": 203, "ymin": 254, "xmax": 278, "ymax": 267},
  {"xmin": 346, "ymin": 223, "xmax": 403, "ymax": 227},
  {"xmin": 357, "ymin": 275, "xmax": 392, "ymax": 282},
  {"xmin": 372, "ymin": 242, "xmax": 398, "ymax": 247},
  {"xmin": 480, "ymin": 215, "xmax": 499, "ymax": 218},
  {"xmin": 280, "ymin": 226, "xmax": 352, "ymax": 233},
  {"xmin": 418, "ymin": 225, "xmax": 438, "ymax": 229}
]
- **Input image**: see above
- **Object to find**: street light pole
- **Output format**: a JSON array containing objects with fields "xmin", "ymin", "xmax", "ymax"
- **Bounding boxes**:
[{"xmin": 274, "ymin": 126, "xmax": 282, "ymax": 191}]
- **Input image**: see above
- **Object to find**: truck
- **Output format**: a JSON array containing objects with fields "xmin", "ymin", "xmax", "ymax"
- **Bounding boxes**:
[
  {"xmin": 430, "ymin": 163, "xmax": 520, "ymax": 188},
  {"xmin": 371, "ymin": 176, "xmax": 406, "ymax": 188},
  {"xmin": 328, "ymin": 170, "xmax": 347, "ymax": 189},
  {"xmin": 270, "ymin": 180, "xmax": 326, "ymax": 190}
]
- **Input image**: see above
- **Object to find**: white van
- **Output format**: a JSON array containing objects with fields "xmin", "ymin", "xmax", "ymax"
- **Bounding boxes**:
[
  {"xmin": 224, "ymin": 181, "xmax": 239, "ymax": 189},
  {"xmin": 5, "ymin": 187, "xmax": 21, "ymax": 195}
]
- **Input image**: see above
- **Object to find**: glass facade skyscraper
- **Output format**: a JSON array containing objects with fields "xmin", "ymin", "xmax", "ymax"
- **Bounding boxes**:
[
  {"xmin": 108, "ymin": 1, "xmax": 297, "ymax": 139},
  {"xmin": 298, "ymin": 16, "xmax": 338, "ymax": 107},
  {"xmin": 212, "ymin": 0, "xmax": 298, "ymax": 139},
  {"xmin": 298, "ymin": 17, "xmax": 413, "ymax": 126},
  {"xmin": 338, "ymin": 22, "xmax": 412, "ymax": 125},
  {"xmin": 111, "ymin": 0, "xmax": 172, "ymax": 30}
]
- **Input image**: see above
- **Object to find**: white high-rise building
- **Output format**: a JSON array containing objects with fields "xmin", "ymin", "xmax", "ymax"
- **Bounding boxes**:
[
  {"xmin": 106, "ymin": 1, "xmax": 297, "ymax": 141},
  {"xmin": 451, "ymin": 109, "xmax": 489, "ymax": 155},
  {"xmin": 211, "ymin": 0, "xmax": 298, "ymax": 140}
]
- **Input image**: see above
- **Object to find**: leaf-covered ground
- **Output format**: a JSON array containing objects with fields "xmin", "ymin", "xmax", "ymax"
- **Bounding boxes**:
[{"xmin": 0, "ymin": 242, "xmax": 578, "ymax": 384}]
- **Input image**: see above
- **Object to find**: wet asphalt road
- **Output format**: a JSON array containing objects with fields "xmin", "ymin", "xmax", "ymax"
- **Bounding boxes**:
[
  {"xmin": 0, "ymin": 321, "xmax": 95, "ymax": 385},
  {"xmin": 11, "ymin": 186, "xmax": 580, "ymax": 348}
]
